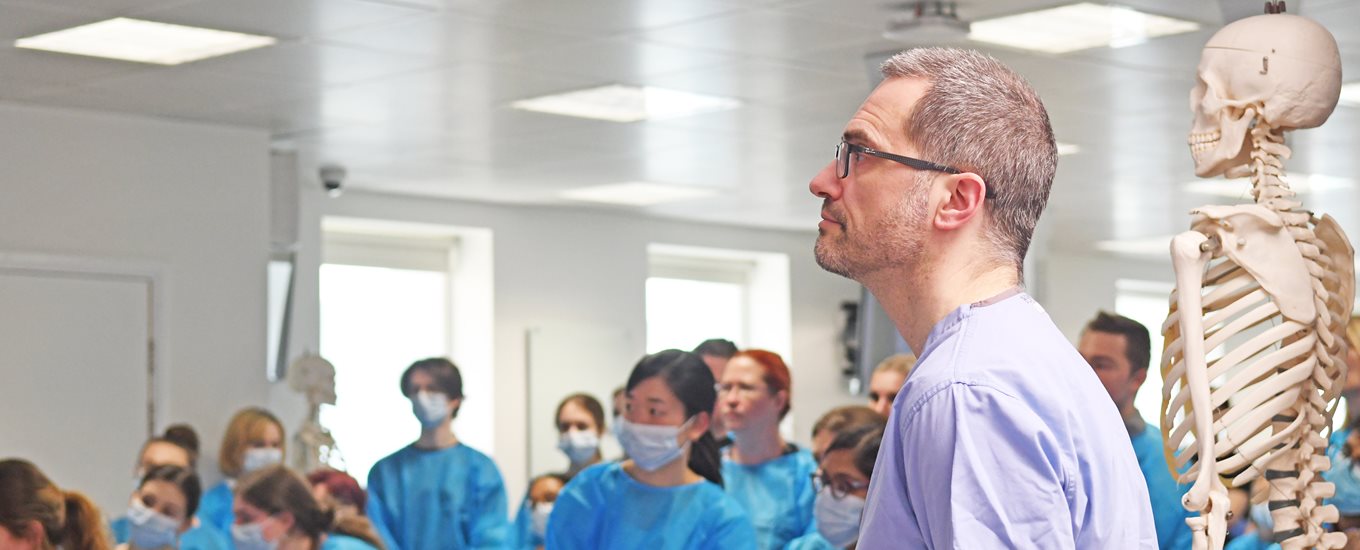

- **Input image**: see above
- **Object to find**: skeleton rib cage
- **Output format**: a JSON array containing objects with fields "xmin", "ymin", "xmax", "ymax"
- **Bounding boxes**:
[{"xmin": 1160, "ymin": 124, "xmax": 1356, "ymax": 550}]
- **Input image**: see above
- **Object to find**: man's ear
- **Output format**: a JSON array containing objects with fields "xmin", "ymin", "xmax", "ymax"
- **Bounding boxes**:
[{"xmin": 933, "ymin": 172, "xmax": 988, "ymax": 231}]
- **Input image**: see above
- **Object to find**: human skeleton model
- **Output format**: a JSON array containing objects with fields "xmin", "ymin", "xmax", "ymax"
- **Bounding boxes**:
[
  {"xmin": 288, "ymin": 353, "xmax": 344, "ymax": 472},
  {"xmin": 1160, "ymin": 12, "xmax": 1355, "ymax": 550}
]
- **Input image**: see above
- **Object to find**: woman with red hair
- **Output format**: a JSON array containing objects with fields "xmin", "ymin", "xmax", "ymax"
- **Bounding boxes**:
[{"xmin": 717, "ymin": 349, "xmax": 818, "ymax": 549}]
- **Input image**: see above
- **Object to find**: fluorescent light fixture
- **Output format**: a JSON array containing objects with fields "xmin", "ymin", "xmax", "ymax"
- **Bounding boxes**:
[
  {"xmin": 14, "ymin": 17, "xmax": 275, "ymax": 65},
  {"xmin": 1057, "ymin": 142, "xmax": 1081, "ymax": 155},
  {"xmin": 968, "ymin": 3, "xmax": 1200, "ymax": 54},
  {"xmin": 511, "ymin": 85, "xmax": 740, "ymax": 122},
  {"xmin": 1184, "ymin": 173, "xmax": 1354, "ymax": 198},
  {"xmin": 559, "ymin": 181, "xmax": 717, "ymax": 206},
  {"xmin": 1095, "ymin": 235, "xmax": 1179, "ymax": 256},
  {"xmin": 1340, "ymin": 82, "xmax": 1360, "ymax": 108}
]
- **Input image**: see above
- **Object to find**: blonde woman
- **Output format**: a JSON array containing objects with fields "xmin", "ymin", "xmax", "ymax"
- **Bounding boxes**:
[{"xmin": 199, "ymin": 408, "xmax": 286, "ymax": 536}]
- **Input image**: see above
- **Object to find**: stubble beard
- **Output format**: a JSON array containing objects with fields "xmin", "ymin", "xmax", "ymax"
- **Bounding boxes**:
[{"xmin": 814, "ymin": 189, "xmax": 929, "ymax": 282}]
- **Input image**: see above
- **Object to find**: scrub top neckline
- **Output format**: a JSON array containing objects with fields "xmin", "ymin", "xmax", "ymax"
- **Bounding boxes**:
[
  {"xmin": 616, "ymin": 462, "xmax": 710, "ymax": 492},
  {"xmin": 410, "ymin": 441, "xmax": 462, "ymax": 453}
]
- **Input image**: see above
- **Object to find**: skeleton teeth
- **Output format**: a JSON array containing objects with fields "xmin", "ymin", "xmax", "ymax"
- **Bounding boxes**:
[{"xmin": 1188, "ymin": 131, "xmax": 1220, "ymax": 160}]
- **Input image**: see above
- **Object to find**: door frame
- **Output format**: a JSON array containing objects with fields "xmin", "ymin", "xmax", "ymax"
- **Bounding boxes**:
[{"xmin": 0, "ymin": 251, "xmax": 167, "ymax": 438}]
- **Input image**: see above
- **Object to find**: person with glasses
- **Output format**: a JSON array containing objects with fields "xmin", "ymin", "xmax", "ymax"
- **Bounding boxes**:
[
  {"xmin": 790, "ymin": 421, "xmax": 887, "ymax": 550},
  {"xmin": 809, "ymin": 47, "xmax": 1155, "ymax": 548},
  {"xmin": 716, "ymin": 349, "xmax": 818, "ymax": 549}
]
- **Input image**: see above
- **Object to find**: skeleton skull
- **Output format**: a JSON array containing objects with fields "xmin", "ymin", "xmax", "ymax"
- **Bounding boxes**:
[
  {"xmin": 1188, "ymin": 14, "xmax": 1341, "ymax": 178},
  {"xmin": 288, "ymin": 354, "xmax": 337, "ymax": 406}
]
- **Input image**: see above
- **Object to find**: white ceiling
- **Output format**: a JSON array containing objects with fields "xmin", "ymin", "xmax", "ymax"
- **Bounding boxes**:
[{"xmin": 3, "ymin": 0, "xmax": 1359, "ymax": 254}]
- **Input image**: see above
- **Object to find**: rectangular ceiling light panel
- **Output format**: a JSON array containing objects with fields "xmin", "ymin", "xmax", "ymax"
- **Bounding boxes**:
[
  {"xmin": 559, "ymin": 181, "xmax": 717, "ymax": 206},
  {"xmin": 1340, "ymin": 82, "xmax": 1360, "ymax": 107},
  {"xmin": 15, "ymin": 17, "xmax": 276, "ymax": 65},
  {"xmin": 512, "ymin": 85, "xmax": 740, "ymax": 122},
  {"xmin": 969, "ymin": 3, "xmax": 1200, "ymax": 54}
]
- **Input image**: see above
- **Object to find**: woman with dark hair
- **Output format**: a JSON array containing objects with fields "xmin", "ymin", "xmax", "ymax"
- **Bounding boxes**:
[
  {"xmin": 0, "ymin": 458, "xmax": 110, "ymax": 550},
  {"xmin": 112, "ymin": 425, "xmax": 208, "ymax": 545},
  {"xmin": 509, "ymin": 393, "xmax": 608, "ymax": 549},
  {"xmin": 718, "ymin": 349, "xmax": 819, "ymax": 549},
  {"xmin": 117, "ymin": 465, "xmax": 229, "ymax": 550},
  {"xmin": 366, "ymin": 358, "xmax": 507, "ymax": 549},
  {"xmin": 545, "ymin": 349, "xmax": 755, "ymax": 549},
  {"xmin": 232, "ymin": 465, "xmax": 382, "ymax": 550},
  {"xmin": 788, "ymin": 421, "xmax": 887, "ymax": 550}
]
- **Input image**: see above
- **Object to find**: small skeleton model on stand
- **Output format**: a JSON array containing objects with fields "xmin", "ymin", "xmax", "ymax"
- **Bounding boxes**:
[
  {"xmin": 288, "ymin": 353, "xmax": 344, "ymax": 472},
  {"xmin": 1160, "ymin": 7, "xmax": 1356, "ymax": 550}
]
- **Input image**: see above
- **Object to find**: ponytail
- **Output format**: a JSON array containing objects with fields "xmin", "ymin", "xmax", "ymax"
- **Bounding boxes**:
[
  {"xmin": 688, "ymin": 431, "xmax": 724, "ymax": 487},
  {"xmin": 0, "ymin": 459, "xmax": 110, "ymax": 550},
  {"xmin": 60, "ymin": 490, "xmax": 111, "ymax": 550}
]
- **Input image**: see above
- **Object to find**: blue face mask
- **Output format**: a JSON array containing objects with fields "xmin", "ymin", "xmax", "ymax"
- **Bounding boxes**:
[
  {"xmin": 126, "ymin": 499, "xmax": 179, "ymax": 549},
  {"xmin": 1249, "ymin": 502, "xmax": 1274, "ymax": 535},
  {"xmin": 231, "ymin": 521, "xmax": 278, "ymax": 550}
]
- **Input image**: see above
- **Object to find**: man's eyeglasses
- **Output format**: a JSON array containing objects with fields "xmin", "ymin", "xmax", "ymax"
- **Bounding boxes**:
[
  {"xmin": 810, "ymin": 470, "xmax": 871, "ymax": 500},
  {"xmin": 834, "ymin": 140, "xmax": 995, "ymax": 199}
]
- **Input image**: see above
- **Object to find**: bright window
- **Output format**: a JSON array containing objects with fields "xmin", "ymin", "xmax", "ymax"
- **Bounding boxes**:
[
  {"xmin": 317, "ymin": 224, "xmax": 493, "ymax": 486},
  {"xmin": 645, "ymin": 277, "xmax": 747, "ymax": 353},
  {"xmin": 319, "ymin": 263, "xmax": 448, "ymax": 484}
]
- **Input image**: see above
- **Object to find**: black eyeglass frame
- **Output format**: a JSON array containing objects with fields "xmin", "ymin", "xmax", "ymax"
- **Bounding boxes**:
[
  {"xmin": 810, "ymin": 470, "xmax": 871, "ymax": 500},
  {"xmin": 835, "ymin": 140, "xmax": 995, "ymax": 199}
]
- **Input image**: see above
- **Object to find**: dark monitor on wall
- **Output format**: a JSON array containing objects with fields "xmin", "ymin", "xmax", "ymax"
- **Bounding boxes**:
[{"xmin": 851, "ymin": 287, "xmax": 911, "ymax": 395}]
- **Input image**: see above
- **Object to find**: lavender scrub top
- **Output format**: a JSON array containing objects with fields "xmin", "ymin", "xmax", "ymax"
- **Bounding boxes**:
[{"xmin": 858, "ymin": 289, "xmax": 1158, "ymax": 549}]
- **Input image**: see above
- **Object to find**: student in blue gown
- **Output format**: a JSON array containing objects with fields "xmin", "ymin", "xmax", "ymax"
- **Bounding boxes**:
[
  {"xmin": 508, "ymin": 394, "xmax": 606, "ymax": 549},
  {"xmin": 717, "ymin": 349, "xmax": 818, "ymax": 549},
  {"xmin": 366, "ymin": 357, "xmax": 508, "ymax": 550},
  {"xmin": 112, "ymin": 426, "xmax": 201, "ymax": 543},
  {"xmin": 546, "ymin": 349, "xmax": 756, "ymax": 549},
  {"xmin": 200, "ymin": 408, "xmax": 287, "ymax": 537},
  {"xmin": 117, "ymin": 465, "xmax": 230, "ymax": 550},
  {"xmin": 789, "ymin": 422, "xmax": 886, "ymax": 550},
  {"xmin": 507, "ymin": 474, "xmax": 566, "ymax": 550},
  {"xmin": 231, "ymin": 465, "xmax": 383, "ymax": 550},
  {"xmin": 1078, "ymin": 312, "xmax": 1193, "ymax": 549},
  {"xmin": 305, "ymin": 469, "xmax": 397, "ymax": 550}
]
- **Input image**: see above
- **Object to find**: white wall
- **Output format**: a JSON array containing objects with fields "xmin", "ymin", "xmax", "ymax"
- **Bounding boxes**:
[
  {"xmin": 0, "ymin": 103, "xmax": 272, "ymax": 487},
  {"xmin": 297, "ymin": 190, "xmax": 863, "ymax": 499},
  {"xmin": 1040, "ymin": 250, "xmax": 1174, "ymax": 342}
]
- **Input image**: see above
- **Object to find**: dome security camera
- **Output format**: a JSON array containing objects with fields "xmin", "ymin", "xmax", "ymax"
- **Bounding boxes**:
[{"xmin": 319, "ymin": 164, "xmax": 347, "ymax": 196}]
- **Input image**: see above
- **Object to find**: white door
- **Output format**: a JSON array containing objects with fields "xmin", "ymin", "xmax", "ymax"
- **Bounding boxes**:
[{"xmin": 0, "ymin": 268, "xmax": 152, "ymax": 514}]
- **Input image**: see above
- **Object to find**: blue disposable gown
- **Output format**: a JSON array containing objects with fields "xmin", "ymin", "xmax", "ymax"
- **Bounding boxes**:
[
  {"xmin": 366, "ymin": 444, "xmax": 508, "ymax": 550},
  {"xmin": 109, "ymin": 516, "xmax": 232, "ymax": 550},
  {"xmin": 784, "ymin": 532, "xmax": 839, "ymax": 550},
  {"xmin": 197, "ymin": 481, "xmax": 236, "ymax": 539},
  {"xmin": 320, "ymin": 533, "xmax": 380, "ymax": 550},
  {"xmin": 545, "ymin": 462, "xmax": 755, "ymax": 550},
  {"xmin": 1129, "ymin": 421, "xmax": 1194, "ymax": 549},
  {"xmin": 1224, "ymin": 532, "xmax": 1280, "ymax": 550},
  {"xmin": 721, "ymin": 448, "xmax": 818, "ymax": 549},
  {"xmin": 506, "ymin": 491, "xmax": 542, "ymax": 550}
]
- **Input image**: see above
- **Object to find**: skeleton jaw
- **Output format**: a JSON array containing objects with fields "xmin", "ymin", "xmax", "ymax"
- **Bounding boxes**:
[{"xmin": 1189, "ymin": 130, "xmax": 1222, "ymax": 162}]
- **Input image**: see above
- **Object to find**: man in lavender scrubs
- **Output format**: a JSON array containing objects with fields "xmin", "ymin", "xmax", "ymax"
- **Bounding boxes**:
[{"xmin": 809, "ymin": 47, "xmax": 1157, "ymax": 548}]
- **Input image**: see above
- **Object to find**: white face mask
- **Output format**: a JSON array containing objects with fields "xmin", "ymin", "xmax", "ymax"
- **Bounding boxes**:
[
  {"xmin": 126, "ymin": 499, "xmax": 179, "ymax": 549},
  {"xmin": 231, "ymin": 521, "xmax": 278, "ymax": 550},
  {"xmin": 530, "ymin": 502, "xmax": 553, "ymax": 539},
  {"xmin": 814, "ymin": 486, "xmax": 865, "ymax": 548},
  {"xmin": 242, "ymin": 448, "xmax": 283, "ymax": 473},
  {"xmin": 413, "ymin": 391, "xmax": 450, "ymax": 428},
  {"xmin": 557, "ymin": 430, "xmax": 600, "ymax": 465},
  {"xmin": 615, "ymin": 417, "xmax": 692, "ymax": 472}
]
